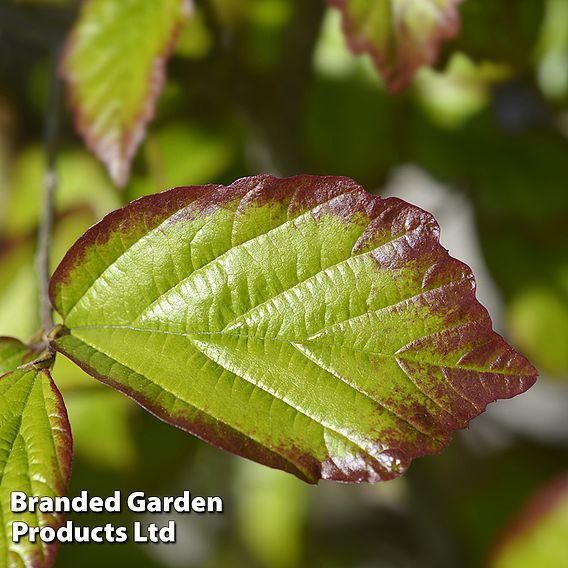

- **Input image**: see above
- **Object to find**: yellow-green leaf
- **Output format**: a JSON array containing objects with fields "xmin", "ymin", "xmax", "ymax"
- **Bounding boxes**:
[
  {"xmin": 50, "ymin": 175, "xmax": 536, "ymax": 483},
  {"xmin": 0, "ymin": 338, "xmax": 72, "ymax": 568},
  {"xmin": 61, "ymin": 0, "xmax": 192, "ymax": 186}
]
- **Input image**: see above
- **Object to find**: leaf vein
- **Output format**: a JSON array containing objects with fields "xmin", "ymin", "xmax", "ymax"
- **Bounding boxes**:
[
  {"xmin": 70, "ymin": 325, "xmax": 526, "ymax": 377},
  {"xmin": 131, "ymin": 191, "xmax": 364, "ymax": 324},
  {"xmin": 190, "ymin": 337, "xmax": 393, "ymax": 472}
]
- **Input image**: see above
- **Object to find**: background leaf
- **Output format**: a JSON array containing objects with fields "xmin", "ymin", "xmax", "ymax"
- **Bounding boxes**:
[
  {"xmin": 0, "ymin": 336, "xmax": 28, "ymax": 374},
  {"xmin": 2, "ymin": 147, "xmax": 119, "ymax": 236},
  {"xmin": 63, "ymin": 388, "xmax": 137, "ymax": 472},
  {"xmin": 61, "ymin": 0, "xmax": 192, "ymax": 186},
  {"xmin": 50, "ymin": 175, "xmax": 536, "ymax": 484},
  {"xmin": 327, "ymin": 0, "xmax": 464, "ymax": 91},
  {"xmin": 0, "ymin": 338, "xmax": 72, "ymax": 568},
  {"xmin": 235, "ymin": 460, "xmax": 309, "ymax": 568},
  {"xmin": 453, "ymin": 0, "xmax": 545, "ymax": 69},
  {"xmin": 491, "ymin": 474, "xmax": 568, "ymax": 568}
]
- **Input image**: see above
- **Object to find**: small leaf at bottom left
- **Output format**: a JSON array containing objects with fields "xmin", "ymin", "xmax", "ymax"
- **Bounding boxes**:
[{"xmin": 0, "ymin": 337, "xmax": 72, "ymax": 568}]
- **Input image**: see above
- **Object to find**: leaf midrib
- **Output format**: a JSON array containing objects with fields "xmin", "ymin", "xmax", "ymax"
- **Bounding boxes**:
[{"xmin": 68, "ymin": 323, "xmax": 525, "ymax": 378}]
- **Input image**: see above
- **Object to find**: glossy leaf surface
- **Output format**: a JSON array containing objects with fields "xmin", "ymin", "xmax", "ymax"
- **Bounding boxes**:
[
  {"xmin": 328, "ymin": 0, "xmax": 464, "ymax": 91},
  {"xmin": 0, "ymin": 338, "xmax": 72, "ymax": 568},
  {"xmin": 50, "ymin": 175, "xmax": 536, "ymax": 483},
  {"xmin": 61, "ymin": 0, "xmax": 192, "ymax": 186}
]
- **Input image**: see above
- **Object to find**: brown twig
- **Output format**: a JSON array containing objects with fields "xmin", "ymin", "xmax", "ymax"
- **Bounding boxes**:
[{"xmin": 36, "ymin": 46, "xmax": 62, "ymax": 337}]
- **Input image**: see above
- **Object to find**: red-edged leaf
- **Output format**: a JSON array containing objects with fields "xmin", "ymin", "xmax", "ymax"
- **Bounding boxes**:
[
  {"xmin": 328, "ymin": 0, "xmax": 464, "ymax": 92},
  {"xmin": 61, "ymin": 0, "xmax": 192, "ymax": 187},
  {"xmin": 0, "ymin": 338, "xmax": 72, "ymax": 568},
  {"xmin": 49, "ymin": 175, "xmax": 536, "ymax": 483}
]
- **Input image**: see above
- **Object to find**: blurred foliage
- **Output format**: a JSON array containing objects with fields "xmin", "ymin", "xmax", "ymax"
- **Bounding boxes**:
[
  {"xmin": 537, "ymin": 0, "xmax": 568, "ymax": 99},
  {"xmin": 491, "ymin": 474, "xmax": 568, "ymax": 568},
  {"xmin": 126, "ymin": 119, "xmax": 240, "ymax": 201},
  {"xmin": 450, "ymin": 0, "xmax": 545, "ymax": 68},
  {"xmin": 4, "ymin": 146, "xmax": 119, "ymax": 234},
  {"xmin": 414, "ymin": 54, "xmax": 512, "ymax": 129},
  {"xmin": 0, "ymin": 0, "xmax": 567, "ymax": 566},
  {"xmin": 235, "ymin": 462, "xmax": 309, "ymax": 568}
]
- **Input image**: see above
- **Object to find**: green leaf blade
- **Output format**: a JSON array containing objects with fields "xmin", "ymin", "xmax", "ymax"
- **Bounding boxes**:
[
  {"xmin": 0, "ymin": 338, "xmax": 28, "ymax": 375},
  {"xmin": 61, "ymin": 0, "xmax": 192, "ymax": 186},
  {"xmin": 328, "ymin": 0, "xmax": 464, "ymax": 92},
  {"xmin": 50, "ymin": 175, "xmax": 536, "ymax": 483},
  {"xmin": 0, "ymin": 338, "xmax": 72, "ymax": 568}
]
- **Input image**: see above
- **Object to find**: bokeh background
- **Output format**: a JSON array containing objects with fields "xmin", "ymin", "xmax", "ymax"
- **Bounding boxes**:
[{"xmin": 1, "ymin": 1, "xmax": 567, "ymax": 566}]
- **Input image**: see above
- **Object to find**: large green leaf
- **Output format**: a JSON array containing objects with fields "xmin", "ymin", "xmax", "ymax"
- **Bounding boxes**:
[
  {"xmin": 327, "ymin": 0, "xmax": 464, "ymax": 91},
  {"xmin": 49, "ymin": 175, "xmax": 536, "ymax": 483},
  {"xmin": 61, "ymin": 0, "xmax": 192, "ymax": 186},
  {"xmin": 0, "ymin": 338, "xmax": 72, "ymax": 568}
]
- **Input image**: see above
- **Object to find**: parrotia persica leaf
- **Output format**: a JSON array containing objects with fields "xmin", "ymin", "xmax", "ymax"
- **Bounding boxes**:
[
  {"xmin": 49, "ymin": 175, "xmax": 536, "ymax": 483},
  {"xmin": 328, "ymin": 0, "xmax": 464, "ymax": 92},
  {"xmin": 61, "ymin": 0, "xmax": 192, "ymax": 187},
  {"xmin": 0, "ymin": 337, "xmax": 72, "ymax": 568}
]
